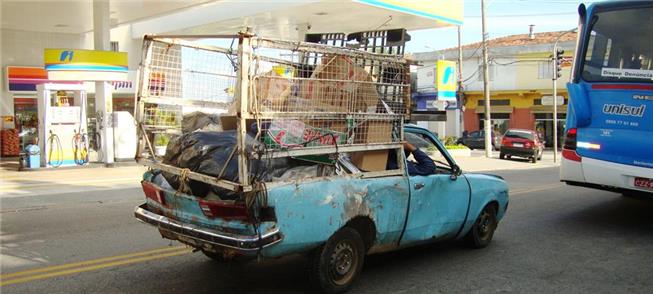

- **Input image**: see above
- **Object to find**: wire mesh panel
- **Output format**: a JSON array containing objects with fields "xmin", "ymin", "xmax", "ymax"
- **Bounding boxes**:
[
  {"xmin": 248, "ymin": 37, "xmax": 410, "ymax": 154},
  {"xmin": 138, "ymin": 37, "xmax": 239, "ymax": 133},
  {"xmin": 136, "ymin": 34, "xmax": 412, "ymax": 191}
]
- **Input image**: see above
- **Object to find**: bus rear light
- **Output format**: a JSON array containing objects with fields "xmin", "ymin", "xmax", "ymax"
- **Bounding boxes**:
[
  {"xmin": 577, "ymin": 141, "xmax": 601, "ymax": 150},
  {"xmin": 198, "ymin": 200, "xmax": 249, "ymax": 220},
  {"xmin": 563, "ymin": 128, "xmax": 577, "ymax": 150},
  {"xmin": 562, "ymin": 149, "xmax": 582, "ymax": 162},
  {"xmin": 142, "ymin": 181, "xmax": 166, "ymax": 205}
]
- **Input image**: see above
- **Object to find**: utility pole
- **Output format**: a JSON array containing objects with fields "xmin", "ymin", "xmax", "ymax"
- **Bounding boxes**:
[
  {"xmin": 552, "ymin": 48, "xmax": 560, "ymax": 163},
  {"xmin": 457, "ymin": 25, "xmax": 464, "ymax": 136},
  {"xmin": 481, "ymin": 0, "xmax": 492, "ymax": 157}
]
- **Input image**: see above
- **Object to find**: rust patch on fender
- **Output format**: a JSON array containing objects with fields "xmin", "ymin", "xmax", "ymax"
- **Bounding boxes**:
[{"xmin": 342, "ymin": 185, "xmax": 372, "ymax": 221}]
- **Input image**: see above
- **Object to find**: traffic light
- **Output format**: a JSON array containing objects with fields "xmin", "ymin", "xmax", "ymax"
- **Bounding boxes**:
[{"xmin": 554, "ymin": 49, "xmax": 565, "ymax": 80}]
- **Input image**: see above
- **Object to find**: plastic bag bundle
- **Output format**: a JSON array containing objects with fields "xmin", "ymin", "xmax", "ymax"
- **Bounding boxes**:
[{"xmin": 162, "ymin": 130, "xmax": 270, "ymax": 198}]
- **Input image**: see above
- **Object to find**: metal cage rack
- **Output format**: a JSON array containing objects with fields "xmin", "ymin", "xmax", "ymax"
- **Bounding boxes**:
[{"xmin": 135, "ymin": 33, "xmax": 413, "ymax": 192}]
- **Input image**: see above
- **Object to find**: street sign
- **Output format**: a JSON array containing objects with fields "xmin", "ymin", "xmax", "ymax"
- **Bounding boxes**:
[
  {"xmin": 542, "ymin": 95, "xmax": 564, "ymax": 106},
  {"xmin": 436, "ymin": 60, "xmax": 456, "ymax": 102}
]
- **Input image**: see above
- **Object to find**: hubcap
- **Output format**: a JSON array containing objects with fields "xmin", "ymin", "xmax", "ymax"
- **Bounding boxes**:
[
  {"xmin": 329, "ymin": 241, "xmax": 357, "ymax": 285},
  {"xmin": 478, "ymin": 210, "xmax": 494, "ymax": 240}
]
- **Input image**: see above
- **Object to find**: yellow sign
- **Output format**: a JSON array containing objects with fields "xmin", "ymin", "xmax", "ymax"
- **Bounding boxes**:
[
  {"xmin": 44, "ymin": 49, "xmax": 128, "ymax": 81},
  {"xmin": 437, "ymin": 60, "xmax": 457, "ymax": 101},
  {"xmin": 356, "ymin": 0, "xmax": 463, "ymax": 25}
]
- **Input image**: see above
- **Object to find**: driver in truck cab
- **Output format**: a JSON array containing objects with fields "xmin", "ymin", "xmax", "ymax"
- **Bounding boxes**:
[{"xmin": 387, "ymin": 142, "xmax": 437, "ymax": 176}]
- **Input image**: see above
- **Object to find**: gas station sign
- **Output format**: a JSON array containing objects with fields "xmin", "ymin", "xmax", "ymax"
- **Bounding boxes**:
[
  {"xmin": 436, "ymin": 60, "xmax": 457, "ymax": 102},
  {"xmin": 44, "ymin": 49, "xmax": 128, "ymax": 81}
]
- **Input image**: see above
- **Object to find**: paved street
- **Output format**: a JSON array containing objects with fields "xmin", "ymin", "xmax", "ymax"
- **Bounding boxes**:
[{"xmin": 2, "ymin": 164, "xmax": 653, "ymax": 293}]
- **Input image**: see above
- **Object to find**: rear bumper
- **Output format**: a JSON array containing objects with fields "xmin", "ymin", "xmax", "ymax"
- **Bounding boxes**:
[
  {"xmin": 134, "ymin": 204, "xmax": 283, "ymax": 255},
  {"xmin": 566, "ymin": 157, "xmax": 653, "ymax": 194},
  {"xmin": 500, "ymin": 146, "xmax": 537, "ymax": 157}
]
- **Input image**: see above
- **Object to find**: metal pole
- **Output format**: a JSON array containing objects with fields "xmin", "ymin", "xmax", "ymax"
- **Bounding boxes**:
[
  {"xmin": 551, "ymin": 28, "xmax": 575, "ymax": 163},
  {"xmin": 457, "ymin": 25, "xmax": 464, "ymax": 136},
  {"xmin": 552, "ymin": 44, "xmax": 558, "ymax": 163},
  {"xmin": 481, "ymin": 0, "xmax": 492, "ymax": 157}
]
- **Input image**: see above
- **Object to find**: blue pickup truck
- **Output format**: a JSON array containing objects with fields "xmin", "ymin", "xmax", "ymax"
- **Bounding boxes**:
[{"xmin": 135, "ymin": 124, "xmax": 509, "ymax": 293}]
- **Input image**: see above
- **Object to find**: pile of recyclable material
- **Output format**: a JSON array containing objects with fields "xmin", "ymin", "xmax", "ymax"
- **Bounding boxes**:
[
  {"xmin": 162, "ymin": 130, "xmax": 293, "ymax": 199},
  {"xmin": 181, "ymin": 111, "xmax": 222, "ymax": 133}
]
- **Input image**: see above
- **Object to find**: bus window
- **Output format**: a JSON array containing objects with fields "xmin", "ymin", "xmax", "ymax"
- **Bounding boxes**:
[{"xmin": 581, "ymin": 7, "xmax": 653, "ymax": 83}]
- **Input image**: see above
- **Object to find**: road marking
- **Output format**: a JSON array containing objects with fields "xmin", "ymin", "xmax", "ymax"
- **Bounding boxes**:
[
  {"xmin": 0, "ymin": 246, "xmax": 192, "ymax": 286},
  {"xmin": 0, "ymin": 177, "xmax": 142, "ymax": 190},
  {"xmin": 511, "ymin": 183, "xmax": 564, "ymax": 195}
]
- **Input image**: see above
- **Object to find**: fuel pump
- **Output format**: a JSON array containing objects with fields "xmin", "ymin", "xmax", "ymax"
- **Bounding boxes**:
[{"xmin": 36, "ymin": 83, "xmax": 89, "ymax": 167}]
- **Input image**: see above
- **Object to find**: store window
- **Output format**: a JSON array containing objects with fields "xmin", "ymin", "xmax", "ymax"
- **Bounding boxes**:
[
  {"xmin": 13, "ymin": 97, "xmax": 38, "ymax": 148},
  {"xmin": 477, "ymin": 99, "xmax": 510, "ymax": 106},
  {"xmin": 479, "ymin": 113, "xmax": 510, "ymax": 135},
  {"xmin": 534, "ymin": 113, "xmax": 567, "ymax": 148},
  {"xmin": 538, "ymin": 61, "xmax": 553, "ymax": 79}
]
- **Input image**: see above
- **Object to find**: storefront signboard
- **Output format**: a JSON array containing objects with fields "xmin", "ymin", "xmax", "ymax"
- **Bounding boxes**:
[
  {"xmin": 44, "ymin": 49, "xmax": 128, "ymax": 81},
  {"xmin": 542, "ymin": 95, "xmax": 564, "ymax": 106},
  {"xmin": 6, "ymin": 66, "xmax": 81, "ymax": 93}
]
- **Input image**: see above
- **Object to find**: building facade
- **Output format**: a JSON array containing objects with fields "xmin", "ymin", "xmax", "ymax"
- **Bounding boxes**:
[{"xmin": 413, "ymin": 30, "xmax": 576, "ymax": 147}]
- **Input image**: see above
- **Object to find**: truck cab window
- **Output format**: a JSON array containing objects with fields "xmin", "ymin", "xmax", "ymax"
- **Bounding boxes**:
[{"xmin": 404, "ymin": 132, "xmax": 452, "ymax": 171}]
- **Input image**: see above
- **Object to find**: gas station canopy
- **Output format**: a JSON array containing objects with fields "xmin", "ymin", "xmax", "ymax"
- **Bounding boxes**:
[{"xmin": 2, "ymin": 0, "xmax": 463, "ymax": 39}]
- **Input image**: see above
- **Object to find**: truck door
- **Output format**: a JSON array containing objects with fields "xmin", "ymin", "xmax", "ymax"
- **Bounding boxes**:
[{"xmin": 400, "ymin": 130, "xmax": 471, "ymax": 245}]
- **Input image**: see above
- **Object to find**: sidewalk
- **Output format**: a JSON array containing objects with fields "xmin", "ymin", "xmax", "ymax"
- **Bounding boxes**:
[
  {"xmin": 0, "ymin": 163, "xmax": 148, "ymax": 198},
  {"xmin": 454, "ymin": 150, "xmax": 560, "ymax": 172},
  {"xmin": 0, "ymin": 151, "xmax": 560, "ymax": 198}
]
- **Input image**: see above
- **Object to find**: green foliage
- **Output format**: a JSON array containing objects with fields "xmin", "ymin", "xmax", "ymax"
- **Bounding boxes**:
[
  {"xmin": 442, "ymin": 136, "xmax": 459, "ymax": 146},
  {"xmin": 154, "ymin": 133, "xmax": 170, "ymax": 146},
  {"xmin": 445, "ymin": 145, "xmax": 470, "ymax": 150}
]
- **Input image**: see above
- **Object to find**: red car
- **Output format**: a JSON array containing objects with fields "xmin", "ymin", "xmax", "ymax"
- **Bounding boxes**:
[{"xmin": 499, "ymin": 129, "xmax": 545, "ymax": 163}]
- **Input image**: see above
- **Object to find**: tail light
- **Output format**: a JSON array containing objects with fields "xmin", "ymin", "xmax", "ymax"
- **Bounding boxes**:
[
  {"xmin": 563, "ymin": 128, "xmax": 577, "ymax": 150},
  {"xmin": 142, "ymin": 181, "xmax": 166, "ymax": 205},
  {"xmin": 199, "ymin": 200, "xmax": 249, "ymax": 220},
  {"xmin": 562, "ymin": 128, "xmax": 581, "ymax": 162},
  {"xmin": 525, "ymin": 141, "xmax": 533, "ymax": 149},
  {"xmin": 501, "ymin": 138, "xmax": 510, "ymax": 146}
]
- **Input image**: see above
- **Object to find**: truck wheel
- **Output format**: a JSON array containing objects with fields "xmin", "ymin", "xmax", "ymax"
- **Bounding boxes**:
[
  {"xmin": 464, "ymin": 204, "xmax": 498, "ymax": 249},
  {"xmin": 309, "ymin": 227, "xmax": 365, "ymax": 294}
]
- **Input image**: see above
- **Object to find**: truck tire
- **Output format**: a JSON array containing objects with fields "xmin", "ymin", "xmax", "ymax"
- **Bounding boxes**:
[
  {"xmin": 464, "ymin": 204, "xmax": 498, "ymax": 249},
  {"xmin": 309, "ymin": 227, "xmax": 365, "ymax": 294}
]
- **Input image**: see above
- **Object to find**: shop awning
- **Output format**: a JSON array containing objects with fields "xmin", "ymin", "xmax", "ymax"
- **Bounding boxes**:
[
  {"xmin": 474, "ymin": 106, "xmax": 514, "ymax": 114},
  {"xmin": 531, "ymin": 105, "xmax": 567, "ymax": 113}
]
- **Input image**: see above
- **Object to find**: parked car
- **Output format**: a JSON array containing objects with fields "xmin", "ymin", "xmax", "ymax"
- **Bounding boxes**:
[
  {"xmin": 499, "ymin": 129, "xmax": 545, "ymax": 163},
  {"xmin": 135, "ymin": 125, "xmax": 509, "ymax": 293},
  {"xmin": 458, "ymin": 130, "xmax": 501, "ymax": 150}
]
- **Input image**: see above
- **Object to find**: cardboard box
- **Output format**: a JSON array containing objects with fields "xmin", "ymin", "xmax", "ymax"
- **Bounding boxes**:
[
  {"xmin": 300, "ymin": 55, "xmax": 380, "ymax": 113},
  {"xmin": 351, "ymin": 150, "xmax": 389, "ymax": 172},
  {"xmin": 354, "ymin": 121, "xmax": 393, "ymax": 144},
  {"xmin": 256, "ymin": 67, "xmax": 292, "ymax": 111},
  {"xmin": 219, "ymin": 115, "xmax": 255, "ymax": 131}
]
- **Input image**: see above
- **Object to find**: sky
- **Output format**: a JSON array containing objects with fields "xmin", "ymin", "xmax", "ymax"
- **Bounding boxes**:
[{"xmin": 405, "ymin": 0, "xmax": 603, "ymax": 53}]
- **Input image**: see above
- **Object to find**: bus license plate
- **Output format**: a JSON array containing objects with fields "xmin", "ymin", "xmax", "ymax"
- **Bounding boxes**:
[{"xmin": 634, "ymin": 177, "xmax": 653, "ymax": 190}]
